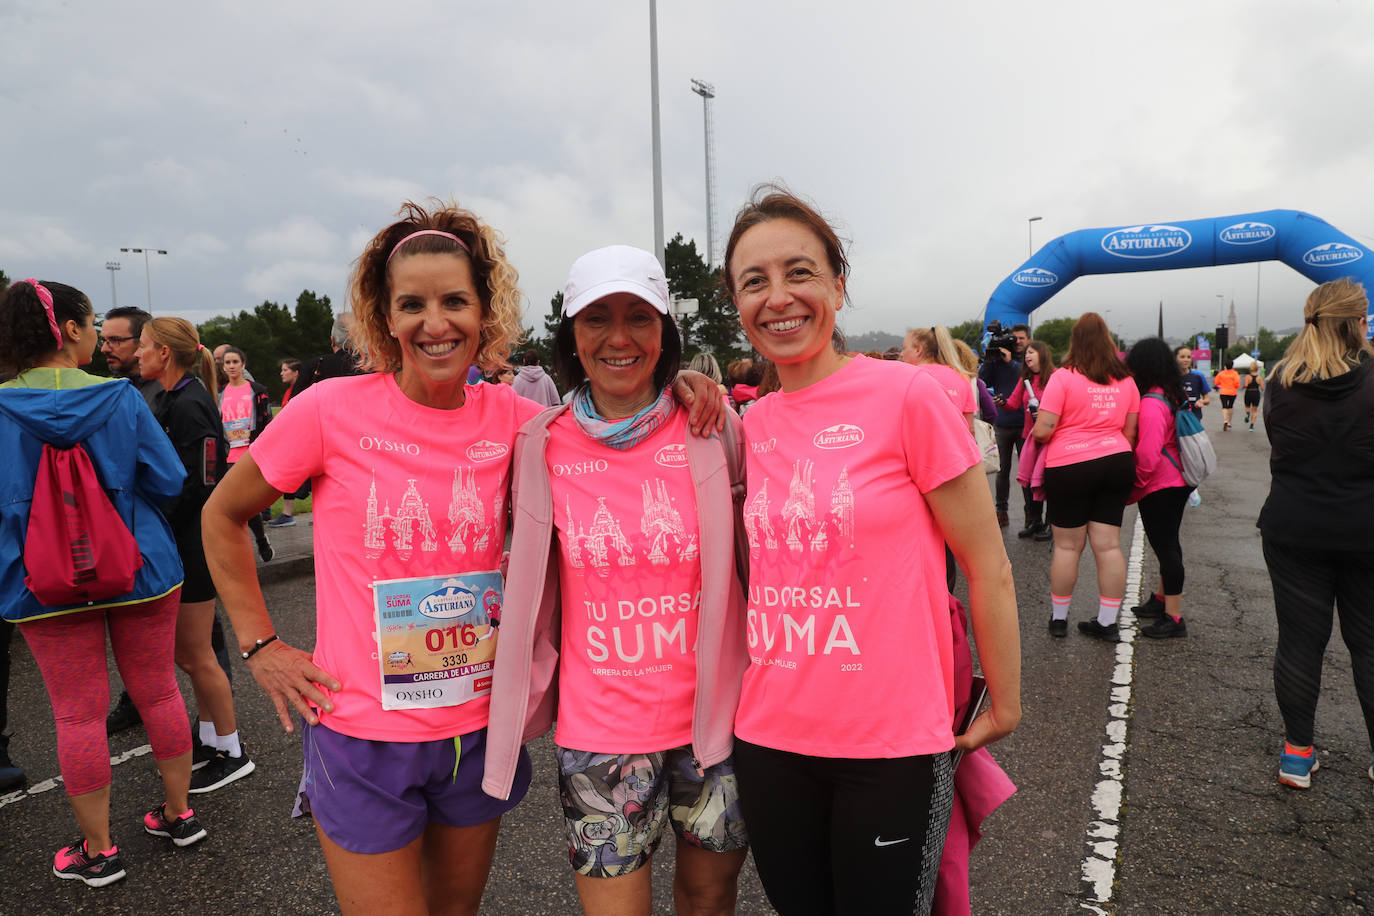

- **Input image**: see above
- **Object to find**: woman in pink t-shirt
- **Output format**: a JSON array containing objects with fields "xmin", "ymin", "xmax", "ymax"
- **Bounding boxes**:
[
  {"xmin": 217, "ymin": 346, "xmax": 273, "ymax": 562},
  {"xmin": 1031, "ymin": 313, "xmax": 1140, "ymax": 642},
  {"xmin": 721, "ymin": 186, "xmax": 1021, "ymax": 915},
  {"xmin": 202, "ymin": 203, "xmax": 726, "ymax": 915},
  {"xmin": 200, "ymin": 202, "xmax": 548, "ymax": 914},
  {"xmin": 487, "ymin": 245, "xmax": 749, "ymax": 914},
  {"xmin": 901, "ymin": 325, "xmax": 977, "ymax": 432}
]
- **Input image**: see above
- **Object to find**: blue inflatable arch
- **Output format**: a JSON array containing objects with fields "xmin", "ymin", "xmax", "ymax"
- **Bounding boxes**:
[{"xmin": 983, "ymin": 209, "xmax": 1374, "ymax": 329}]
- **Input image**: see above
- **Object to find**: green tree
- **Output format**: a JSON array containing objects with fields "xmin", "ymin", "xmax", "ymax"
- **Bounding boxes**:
[
  {"xmin": 666, "ymin": 233, "xmax": 748, "ymax": 366},
  {"xmin": 196, "ymin": 290, "xmax": 336, "ymax": 400},
  {"xmin": 293, "ymin": 290, "xmax": 335, "ymax": 357},
  {"xmin": 948, "ymin": 318, "xmax": 984, "ymax": 348},
  {"xmin": 1031, "ymin": 316, "xmax": 1075, "ymax": 359}
]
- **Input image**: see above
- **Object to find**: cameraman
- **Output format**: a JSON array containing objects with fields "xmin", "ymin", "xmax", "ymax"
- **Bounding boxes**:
[{"xmin": 978, "ymin": 322, "xmax": 1030, "ymax": 528}]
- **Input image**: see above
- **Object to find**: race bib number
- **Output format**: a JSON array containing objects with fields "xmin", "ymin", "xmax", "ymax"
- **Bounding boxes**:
[
  {"xmin": 224, "ymin": 416, "xmax": 251, "ymax": 450},
  {"xmin": 371, "ymin": 571, "xmax": 502, "ymax": 711}
]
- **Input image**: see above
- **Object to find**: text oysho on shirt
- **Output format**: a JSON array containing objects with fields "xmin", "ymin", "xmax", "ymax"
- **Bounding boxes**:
[
  {"xmin": 735, "ymin": 356, "xmax": 981, "ymax": 759},
  {"xmin": 250, "ymin": 373, "xmax": 543, "ymax": 742},
  {"xmin": 1038, "ymin": 368, "xmax": 1141, "ymax": 468},
  {"xmin": 546, "ymin": 406, "xmax": 701, "ymax": 754},
  {"xmin": 220, "ymin": 383, "xmax": 255, "ymax": 463}
]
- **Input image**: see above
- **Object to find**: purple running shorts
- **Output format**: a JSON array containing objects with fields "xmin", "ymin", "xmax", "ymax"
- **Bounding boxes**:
[{"xmin": 293, "ymin": 722, "xmax": 531, "ymax": 854}]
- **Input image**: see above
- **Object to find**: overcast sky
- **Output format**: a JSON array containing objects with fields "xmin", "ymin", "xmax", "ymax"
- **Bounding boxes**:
[{"xmin": 4, "ymin": 0, "xmax": 1371, "ymax": 352}]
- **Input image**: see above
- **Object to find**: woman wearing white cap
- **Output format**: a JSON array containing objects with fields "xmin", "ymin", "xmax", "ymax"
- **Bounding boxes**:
[
  {"xmin": 203, "ymin": 201, "xmax": 725, "ymax": 915},
  {"xmin": 485, "ymin": 245, "xmax": 750, "ymax": 915}
]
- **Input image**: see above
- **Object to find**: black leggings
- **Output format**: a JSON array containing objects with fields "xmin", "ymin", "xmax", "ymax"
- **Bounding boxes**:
[
  {"xmin": 1263, "ymin": 540, "xmax": 1374, "ymax": 752},
  {"xmin": 1137, "ymin": 486, "xmax": 1192, "ymax": 595},
  {"xmin": 733, "ymin": 739, "xmax": 953, "ymax": 915}
]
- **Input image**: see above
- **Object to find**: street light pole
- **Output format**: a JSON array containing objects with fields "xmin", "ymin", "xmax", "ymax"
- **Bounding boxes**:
[
  {"xmin": 1027, "ymin": 216, "xmax": 1042, "ymax": 258},
  {"xmin": 105, "ymin": 261, "xmax": 121, "ymax": 309},
  {"xmin": 1216, "ymin": 293, "xmax": 1224, "ymax": 324},
  {"xmin": 648, "ymin": 0, "xmax": 664, "ymax": 268},
  {"xmin": 120, "ymin": 247, "xmax": 167, "ymax": 310}
]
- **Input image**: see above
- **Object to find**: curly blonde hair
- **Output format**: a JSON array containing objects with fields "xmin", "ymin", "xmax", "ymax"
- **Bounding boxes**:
[{"xmin": 347, "ymin": 199, "xmax": 524, "ymax": 375}]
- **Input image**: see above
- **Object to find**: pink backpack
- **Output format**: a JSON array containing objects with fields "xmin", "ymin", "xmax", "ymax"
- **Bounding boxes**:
[{"xmin": 23, "ymin": 442, "xmax": 143, "ymax": 607}]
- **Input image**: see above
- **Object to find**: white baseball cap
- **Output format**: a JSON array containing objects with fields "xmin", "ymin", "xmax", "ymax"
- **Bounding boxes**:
[{"xmin": 562, "ymin": 245, "xmax": 670, "ymax": 317}]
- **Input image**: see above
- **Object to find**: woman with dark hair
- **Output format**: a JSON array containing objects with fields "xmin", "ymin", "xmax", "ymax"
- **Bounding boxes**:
[
  {"xmin": 1032, "ymin": 312, "xmax": 1139, "ymax": 641},
  {"xmin": 720, "ymin": 186, "xmax": 1020, "ymax": 914},
  {"xmin": 1259, "ymin": 278, "xmax": 1374, "ymax": 792},
  {"xmin": 1005, "ymin": 340, "xmax": 1056, "ymax": 539},
  {"xmin": 217, "ymin": 346, "xmax": 274, "ymax": 561},
  {"xmin": 1125, "ymin": 337, "xmax": 1194, "ymax": 639},
  {"xmin": 486, "ymin": 245, "xmax": 749, "ymax": 914},
  {"xmin": 0, "ymin": 280, "xmax": 202, "ymax": 886}
]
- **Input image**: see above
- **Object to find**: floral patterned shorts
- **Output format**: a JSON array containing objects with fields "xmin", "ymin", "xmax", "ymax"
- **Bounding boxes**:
[{"xmin": 554, "ymin": 744, "xmax": 749, "ymax": 877}]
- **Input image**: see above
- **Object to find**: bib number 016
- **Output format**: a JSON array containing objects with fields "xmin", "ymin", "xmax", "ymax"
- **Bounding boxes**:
[{"xmin": 424, "ymin": 625, "xmax": 478, "ymax": 653}]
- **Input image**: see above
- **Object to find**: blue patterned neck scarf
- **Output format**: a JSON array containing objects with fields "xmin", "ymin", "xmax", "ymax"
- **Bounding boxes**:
[{"xmin": 571, "ymin": 383, "xmax": 676, "ymax": 450}]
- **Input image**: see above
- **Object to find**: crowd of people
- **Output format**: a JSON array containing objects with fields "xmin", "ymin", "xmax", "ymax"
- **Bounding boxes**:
[{"xmin": 0, "ymin": 186, "xmax": 1371, "ymax": 913}]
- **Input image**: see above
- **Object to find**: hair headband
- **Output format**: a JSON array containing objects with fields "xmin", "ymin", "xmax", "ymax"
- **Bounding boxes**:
[
  {"xmin": 386, "ymin": 229, "xmax": 472, "ymax": 265},
  {"xmin": 23, "ymin": 279, "xmax": 62, "ymax": 350}
]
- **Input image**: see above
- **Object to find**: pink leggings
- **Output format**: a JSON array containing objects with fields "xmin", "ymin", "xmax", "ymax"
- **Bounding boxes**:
[{"xmin": 19, "ymin": 589, "xmax": 191, "ymax": 796}]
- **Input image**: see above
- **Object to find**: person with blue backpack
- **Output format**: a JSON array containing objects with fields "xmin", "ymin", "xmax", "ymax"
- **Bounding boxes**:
[
  {"xmin": 1125, "ymin": 338, "xmax": 1198, "ymax": 639},
  {"xmin": 0, "ymin": 279, "xmax": 206, "ymax": 887}
]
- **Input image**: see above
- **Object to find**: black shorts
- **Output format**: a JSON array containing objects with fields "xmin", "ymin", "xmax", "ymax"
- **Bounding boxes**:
[
  {"xmin": 173, "ymin": 516, "xmax": 216, "ymax": 603},
  {"xmin": 284, "ymin": 477, "xmax": 311, "ymax": 501},
  {"xmin": 1042, "ymin": 451, "xmax": 1135, "ymax": 528},
  {"xmin": 1243, "ymin": 388, "xmax": 1261, "ymax": 407},
  {"xmin": 1219, "ymin": 394, "xmax": 1236, "ymax": 409}
]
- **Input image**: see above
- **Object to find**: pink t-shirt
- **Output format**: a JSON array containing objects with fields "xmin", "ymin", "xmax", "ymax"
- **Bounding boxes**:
[
  {"xmin": 546, "ymin": 406, "xmax": 700, "ymax": 754},
  {"xmin": 251, "ymin": 373, "xmax": 542, "ymax": 741},
  {"xmin": 735, "ymin": 356, "xmax": 981, "ymax": 758},
  {"xmin": 1038, "ymin": 368, "xmax": 1140, "ymax": 468},
  {"xmin": 220, "ymin": 383, "xmax": 254, "ymax": 463},
  {"xmin": 911, "ymin": 363, "xmax": 975, "ymax": 416}
]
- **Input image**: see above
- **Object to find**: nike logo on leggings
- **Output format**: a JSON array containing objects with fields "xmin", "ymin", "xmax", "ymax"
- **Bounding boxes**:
[{"xmin": 874, "ymin": 836, "xmax": 910, "ymax": 847}]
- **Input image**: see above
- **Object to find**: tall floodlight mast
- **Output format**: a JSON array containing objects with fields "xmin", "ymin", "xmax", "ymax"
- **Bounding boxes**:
[{"xmin": 690, "ymin": 79, "xmax": 718, "ymax": 268}]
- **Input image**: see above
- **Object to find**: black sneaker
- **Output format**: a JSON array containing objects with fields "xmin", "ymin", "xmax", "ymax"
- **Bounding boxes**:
[
  {"xmin": 1033, "ymin": 522, "xmax": 1053, "ymax": 542},
  {"xmin": 1017, "ymin": 520, "xmax": 1043, "ymax": 538},
  {"xmin": 0, "ymin": 734, "xmax": 25, "ymax": 793},
  {"xmin": 1131, "ymin": 595, "xmax": 1166, "ymax": 619},
  {"xmin": 105, "ymin": 692, "xmax": 142, "ymax": 735},
  {"xmin": 1078, "ymin": 619, "xmax": 1119, "ymax": 642},
  {"xmin": 189, "ymin": 747, "xmax": 255, "ymax": 794},
  {"xmin": 257, "ymin": 536, "xmax": 274, "ymax": 563},
  {"xmin": 144, "ymin": 803, "xmax": 207, "ymax": 847},
  {"xmin": 191, "ymin": 726, "xmax": 217, "ymax": 772},
  {"xmin": 1141, "ymin": 616, "xmax": 1187, "ymax": 639},
  {"xmin": 52, "ymin": 840, "xmax": 126, "ymax": 887},
  {"xmin": 1048, "ymin": 618, "xmax": 1068, "ymax": 638}
]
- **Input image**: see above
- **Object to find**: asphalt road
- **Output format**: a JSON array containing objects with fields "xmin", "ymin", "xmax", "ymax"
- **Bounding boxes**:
[{"xmin": 2, "ymin": 405, "xmax": 1370, "ymax": 914}]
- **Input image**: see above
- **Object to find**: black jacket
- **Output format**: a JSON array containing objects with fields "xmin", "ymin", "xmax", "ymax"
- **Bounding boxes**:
[
  {"xmin": 154, "ymin": 375, "xmax": 229, "ymax": 531},
  {"xmin": 1258, "ymin": 354, "xmax": 1374, "ymax": 549}
]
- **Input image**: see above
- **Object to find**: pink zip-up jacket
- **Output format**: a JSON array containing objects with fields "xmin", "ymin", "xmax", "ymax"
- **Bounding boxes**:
[{"xmin": 482, "ymin": 404, "xmax": 749, "ymax": 800}]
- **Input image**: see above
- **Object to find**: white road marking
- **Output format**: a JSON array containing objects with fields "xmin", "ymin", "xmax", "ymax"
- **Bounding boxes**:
[
  {"xmin": 1079, "ymin": 513, "xmax": 1145, "ymax": 912},
  {"xmin": 0, "ymin": 744, "xmax": 153, "ymax": 810}
]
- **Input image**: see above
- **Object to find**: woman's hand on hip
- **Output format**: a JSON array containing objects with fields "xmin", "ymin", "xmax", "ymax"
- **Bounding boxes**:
[{"xmin": 245, "ymin": 639, "xmax": 342, "ymax": 733}]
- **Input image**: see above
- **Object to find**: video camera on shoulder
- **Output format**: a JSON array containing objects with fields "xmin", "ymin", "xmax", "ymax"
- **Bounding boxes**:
[{"xmin": 983, "ymin": 320, "xmax": 1018, "ymax": 358}]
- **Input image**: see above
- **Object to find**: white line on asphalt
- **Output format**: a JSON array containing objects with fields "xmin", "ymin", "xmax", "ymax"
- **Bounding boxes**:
[
  {"xmin": 1079, "ymin": 512, "xmax": 1145, "ymax": 913},
  {"xmin": 0, "ymin": 744, "xmax": 153, "ymax": 810}
]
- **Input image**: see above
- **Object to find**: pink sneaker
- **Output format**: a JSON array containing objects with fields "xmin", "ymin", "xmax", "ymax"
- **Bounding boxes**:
[{"xmin": 52, "ymin": 839, "xmax": 126, "ymax": 887}]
